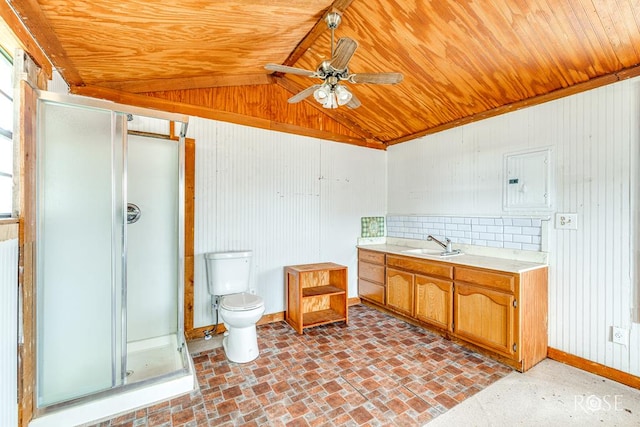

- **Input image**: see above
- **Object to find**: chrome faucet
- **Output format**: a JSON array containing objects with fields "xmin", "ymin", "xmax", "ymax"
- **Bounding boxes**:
[{"xmin": 427, "ymin": 234, "xmax": 457, "ymax": 254}]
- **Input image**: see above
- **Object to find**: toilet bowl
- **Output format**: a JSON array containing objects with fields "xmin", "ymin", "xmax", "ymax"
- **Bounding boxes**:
[
  {"xmin": 205, "ymin": 250, "xmax": 265, "ymax": 363},
  {"xmin": 219, "ymin": 292, "xmax": 265, "ymax": 363}
]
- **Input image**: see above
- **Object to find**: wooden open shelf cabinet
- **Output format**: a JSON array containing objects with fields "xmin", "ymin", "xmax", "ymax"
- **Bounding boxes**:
[{"xmin": 285, "ymin": 263, "xmax": 348, "ymax": 334}]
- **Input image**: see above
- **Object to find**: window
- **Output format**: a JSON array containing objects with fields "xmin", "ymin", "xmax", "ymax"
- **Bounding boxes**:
[{"xmin": 0, "ymin": 49, "xmax": 13, "ymax": 217}]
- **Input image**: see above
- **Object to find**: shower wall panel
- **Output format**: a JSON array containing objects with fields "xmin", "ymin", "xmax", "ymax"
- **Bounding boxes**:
[{"xmin": 126, "ymin": 135, "xmax": 178, "ymax": 342}]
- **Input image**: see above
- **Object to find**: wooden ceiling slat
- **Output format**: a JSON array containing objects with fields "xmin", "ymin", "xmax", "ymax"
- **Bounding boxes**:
[
  {"xmin": 99, "ymin": 73, "xmax": 274, "ymax": 93},
  {"xmin": 537, "ymin": 0, "xmax": 595, "ymax": 82},
  {"xmin": 0, "ymin": 1, "xmax": 52, "ymax": 78},
  {"xmin": 282, "ymin": 0, "xmax": 354, "ymax": 67},
  {"xmin": 9, "ymin": 0, "xmax": 82, "ymax": 85},
  {"xmin": 569, "ymin": 1, "xmax": 621, "ymax": 72},
  {"xmin": 388, "ymin": 63, "xmax": 640, "ymax": 146},
  {"xmin": 609, "ymin": 0, "xmax": 640, "ymax": 59},
  {"xmin": 72, "ymin": 84, "xmax": 373, "ymax": 147},
  {"xmin": 7, "ymin": 0, "xmax": 640, "ymax": 146}
]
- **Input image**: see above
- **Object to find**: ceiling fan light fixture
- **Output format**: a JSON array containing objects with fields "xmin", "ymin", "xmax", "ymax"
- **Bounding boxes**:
[
  {"xmin": 322, "ymin": 92, "xmax": 338, "ymax": 109},
  {"xmin": 334, "ymin": 84, "xmax": 353, "ymax": 106},
  {"xmin": 313, "ymin": 85, "xmax": 331, "ymax": 103}
]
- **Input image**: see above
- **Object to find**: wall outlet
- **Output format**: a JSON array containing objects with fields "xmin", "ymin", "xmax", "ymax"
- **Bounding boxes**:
[
  {"xmin": 555, "ymin": 213, "xmax": 578, "ymax": 229},
  {"xmin": 612, "ymin": 326, "xmax": 629, "ymax": 346}
]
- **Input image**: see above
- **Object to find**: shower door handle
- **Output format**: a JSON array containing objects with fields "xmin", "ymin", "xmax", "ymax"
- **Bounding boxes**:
[{"xmin": 127, "ymin": 203, "xmax": 141, "ymax": 224}]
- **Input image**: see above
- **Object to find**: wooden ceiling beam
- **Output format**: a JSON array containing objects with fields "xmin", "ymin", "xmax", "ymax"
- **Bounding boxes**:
[
  {"xmin": 71, "ymin": 84, "xmax": 374, "ymax": 148},
  {"xmin": 387, "ymin": 65, "xmax": 640, "ymax": 146},
  {"xmin": 282, "ymin": 0, "xmax": 354, "ymax": 67},
  {"xmin": 98, "ymin": 73, "xmax": 275, "ymax": 93},
  {"xmin": 275, "ymin": 76, "xmax": 386, "ymax": 149},
  {"xmin": 0, "ymin": 0, "xmax": 52, "ymax": 78},
  {"xmin": 7, "ymin": 0, "xmax": 82, "ymax": 85}
]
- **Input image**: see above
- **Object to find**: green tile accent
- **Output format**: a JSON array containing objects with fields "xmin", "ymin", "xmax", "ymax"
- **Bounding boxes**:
[{"xmin": 361, "ymin": 216, "xmax": 385, "ymax": 237}]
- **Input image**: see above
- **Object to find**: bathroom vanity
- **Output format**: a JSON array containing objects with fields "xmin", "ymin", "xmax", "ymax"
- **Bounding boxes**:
[{"xmin": 357, "ymin": 244, "xmax": 548, "ymax": 372}]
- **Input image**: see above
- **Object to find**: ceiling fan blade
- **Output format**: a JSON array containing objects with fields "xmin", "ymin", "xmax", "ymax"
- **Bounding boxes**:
[
  {"xmin": 265, "ymin": 63, "xmax": 316, "ymax": 77},
  {"xmin": 330, "ymin": 37, "xmax": 358, "ymax": 70},
  {"xmin": 288, "ymin": 85, "xmax": 321, "ymax": 103},
  {"xmin": 346, "ymin": 93, "xmax": 361, "ymax": 109},
  {"xmin": 350, "ymin": 72, "xmax": 404, "ymax": 84}
]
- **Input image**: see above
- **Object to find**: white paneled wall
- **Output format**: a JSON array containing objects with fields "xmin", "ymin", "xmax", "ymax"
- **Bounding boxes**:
[
  {"xmin": 388, "ymin": 77, "xmax": 640, "ymax": 376},
  {"xmin": 190, "ymin": 118, "xmax": 386, "ymax": 327},
  {"xmin": 0, "ymin": 238, "xmax": 18, "ymax": 426}
]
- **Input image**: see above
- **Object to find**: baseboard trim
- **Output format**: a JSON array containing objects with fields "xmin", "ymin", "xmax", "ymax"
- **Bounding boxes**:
[
  {"xmin": 186, "ymin": 299, "xmax": 361, "ymax": 340},
  {"xmin": 547, "ymin": 347, "xmax": 640, "ymax": 389}
]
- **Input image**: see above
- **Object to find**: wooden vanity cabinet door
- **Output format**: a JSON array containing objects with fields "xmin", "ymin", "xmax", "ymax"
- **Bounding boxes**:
[
  {"xmin": 386, "ymin": 267, "xmax": 414, "ymax": 317},
  {"xmin": 415, "ymin": 274, "xmax": 453, "ymax": 331},
  {"xmin": 453, "ymin": 282, "xmax": 516, "ymax": 357}
]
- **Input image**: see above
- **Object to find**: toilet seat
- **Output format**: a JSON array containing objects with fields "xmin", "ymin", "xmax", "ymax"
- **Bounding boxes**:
[{"xmin": 221, "ymin": 292, "xmax": 264, "ymax": 311}]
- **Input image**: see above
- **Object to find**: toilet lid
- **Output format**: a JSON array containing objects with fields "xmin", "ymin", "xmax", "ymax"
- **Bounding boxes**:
[{"xmin": 221, "ymin": 293, "xmax": 264, "ymax": 311}]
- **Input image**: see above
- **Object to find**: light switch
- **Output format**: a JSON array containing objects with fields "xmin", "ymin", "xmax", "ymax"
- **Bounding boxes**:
[{"xmin": 555, "ymin": 213, "xmax": 577, "ymax": 229}]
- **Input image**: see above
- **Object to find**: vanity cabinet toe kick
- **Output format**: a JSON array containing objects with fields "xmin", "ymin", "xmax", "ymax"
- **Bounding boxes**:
[{"xmin": 357, "ymin": 248, "xmax": 548, "ymax": 372}]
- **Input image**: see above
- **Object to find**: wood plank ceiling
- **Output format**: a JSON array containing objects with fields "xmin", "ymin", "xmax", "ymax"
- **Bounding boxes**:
[{"xmin": 6, "ymin": 0, "xmax": 640, "ymax": 149}]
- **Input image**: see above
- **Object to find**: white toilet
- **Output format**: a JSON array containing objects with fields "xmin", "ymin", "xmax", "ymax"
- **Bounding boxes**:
[{"xmin": 204, "ymin": 250, "xmax": 265, "ymax": 363}]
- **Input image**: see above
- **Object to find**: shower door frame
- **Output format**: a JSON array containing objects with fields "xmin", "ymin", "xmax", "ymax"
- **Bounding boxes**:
[{"xmin": 34, "ymin": 91, "xmax": 189, "ymax": 412}]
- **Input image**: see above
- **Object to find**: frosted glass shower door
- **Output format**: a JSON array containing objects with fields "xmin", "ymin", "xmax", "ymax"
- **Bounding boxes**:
[{"xmin": 37, "ymin": 102, "xmax": 125, "ymax": 406}]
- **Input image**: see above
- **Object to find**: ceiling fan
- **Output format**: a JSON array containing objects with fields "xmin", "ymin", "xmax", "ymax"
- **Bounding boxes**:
[{"xmin": 265, "ymin": 12, "xmax": 403, "ymax": 109}]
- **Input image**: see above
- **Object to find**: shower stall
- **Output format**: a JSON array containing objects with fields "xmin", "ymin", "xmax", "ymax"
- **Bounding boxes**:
[{"xmin": 32, "ymin": 92, "xmax": 193, "ymax": 424}]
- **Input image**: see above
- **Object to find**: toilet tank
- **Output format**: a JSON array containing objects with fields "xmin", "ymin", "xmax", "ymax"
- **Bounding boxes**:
[{"xmin": 204, "ymin": 250, "xmax": 252, "ymax": 296}]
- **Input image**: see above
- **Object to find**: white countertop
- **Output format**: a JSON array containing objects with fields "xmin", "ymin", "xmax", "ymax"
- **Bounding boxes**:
[{"xmin": 357, "ymin": 243, "xmax": 548, "ymax": 273}]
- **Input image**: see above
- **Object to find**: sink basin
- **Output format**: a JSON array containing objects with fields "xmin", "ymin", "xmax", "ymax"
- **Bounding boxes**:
[
  {"xmin": 402, "ymin": 248, "xmax": 442, "ymax": 255},
  {"xmin": 402, "ymin": 248, "xmax": 463, "ymax": 257}
]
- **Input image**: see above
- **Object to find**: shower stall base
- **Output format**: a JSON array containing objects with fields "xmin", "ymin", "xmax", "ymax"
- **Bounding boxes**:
[
  {"xmin": 29, "ymin": 334, "xmax": 195, "ymax": 427},
  {"xmin": 126, "ymin": 334, "xmax": 186, "ymax": 384}
]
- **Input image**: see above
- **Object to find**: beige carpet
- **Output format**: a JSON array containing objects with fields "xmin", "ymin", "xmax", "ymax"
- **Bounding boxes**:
[{"xmin": 427, "ymin": 358, "xmax": 640, "ymax": 426}]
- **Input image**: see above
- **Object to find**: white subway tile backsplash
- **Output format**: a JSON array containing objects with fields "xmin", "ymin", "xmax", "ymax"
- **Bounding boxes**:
[
  {"xmin": 386, "ymin": 215, "xmax": 544, "ymax": 252},
  {"xmin": 522, "ymin": 226, "xmax": 541, "ymax": 235},
  {"xmin": 513, "ymin": 234, "xmax": 532, "ymax": 244},
  {"xmin": 479, "ymin": 232, "xmax": 496, "ymax": 240},
  {"xmin": 487, "ymin": 225, "xmax": 503, "ymax": 233},
  {"xmin": 504, "ymin": 226, "xmax": 522, "ymax": 234},
  {"xmin": 504, "ymin": 241, "xmax": 522, "ymax": 250},
  {"xmin": 472, "ymin": 225, "xmax": 487, "ymax": 232}
]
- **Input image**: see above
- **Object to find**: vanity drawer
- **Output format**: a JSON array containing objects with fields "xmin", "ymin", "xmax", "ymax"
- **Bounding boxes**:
[
  {"xmin": 358, "ymin": 279, "xmax": 385, "ymax": 304},
  {"xmin": 358, "ymin": 249, "xmax": 385, "ymax": 265},
  {"xmin": 454, "ymin": 266, "xmax": 515, "ymax": 292},
  {"xmin": 387, "ymin": 255, "xmax": 454, "ymax": 279},
  {"xmin": 358, "ymin": 260, "xmax": 385, "ymax": 283}
]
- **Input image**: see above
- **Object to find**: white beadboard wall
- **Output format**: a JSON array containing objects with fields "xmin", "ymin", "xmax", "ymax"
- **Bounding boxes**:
[
  {"xmin": 189, "ymin": 118, "xmax": 386, "ymax": 327},
  {"xmin": 388, "ymin": 77, "xmax": 640, "ymax": 376},
  {"xmin": 1, "ymin": 238, "xmax": 18, "ymax": 426}
]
